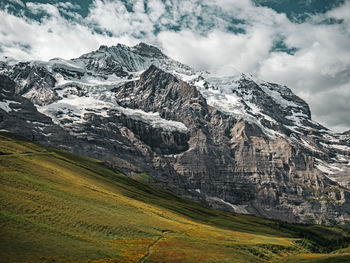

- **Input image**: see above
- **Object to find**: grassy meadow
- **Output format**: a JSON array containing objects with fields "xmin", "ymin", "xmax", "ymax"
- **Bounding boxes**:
[{"xmin": 1, "ymin": 131, "xmax": 350, "ymax": 262}]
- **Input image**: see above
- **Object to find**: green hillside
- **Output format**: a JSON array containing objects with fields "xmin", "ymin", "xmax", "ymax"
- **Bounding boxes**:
[{"xmin": 1, "ymin": 131, "xmax": 350, "ymax": 263}]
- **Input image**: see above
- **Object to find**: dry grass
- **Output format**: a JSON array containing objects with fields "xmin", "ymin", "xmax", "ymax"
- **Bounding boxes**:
[{"xmin": 1, "ymin": 132, "xmax": 349, "ymax": 263}]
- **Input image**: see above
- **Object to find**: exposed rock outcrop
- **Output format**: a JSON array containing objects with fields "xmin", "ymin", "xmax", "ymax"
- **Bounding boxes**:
[{"xmin": 1, "ymin": 43, "xmax": 349, "ymax": 224}]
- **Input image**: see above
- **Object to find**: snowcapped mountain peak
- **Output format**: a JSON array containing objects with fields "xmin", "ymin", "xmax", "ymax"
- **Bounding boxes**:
[
  {"xmin": 74, "ymin": 42, "xmax": 168, "ymax": 74},
  {"xmin": 94, "ymin": 42, "xmax": 166, "ymax": 58},
  {"xmin": 1, "ymin": 42, "xmax": 350, "ymax": 224},
  {"xmin": 0, "ymin": 42, "xmax": 330, "ymax": 140},
  {"xmin": 0, "ymin": 42, "xmax": 329, "ymax": 138},
  {"xmin": 132, "ymin": 42, "xmax": 167, "ymax": 59}
]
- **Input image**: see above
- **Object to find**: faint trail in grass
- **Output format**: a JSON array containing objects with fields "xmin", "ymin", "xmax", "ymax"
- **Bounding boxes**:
[{"xmin": 138, "ymin": 230, "xmax": 171, "ymax": 263}]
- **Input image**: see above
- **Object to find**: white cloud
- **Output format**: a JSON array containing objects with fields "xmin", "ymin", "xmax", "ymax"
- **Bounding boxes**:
[
  {"xmin": 147, "ymin": 0, "xmax": 165, "ymax": 22},
  {"xmin": 309, "ymin": 83, "xmax": 350, "ymax": 132},
  {"xmin": 26, "ymin": 2, "xmax": 61, "ymax": 16},
  {"xmin": 326, "ymin": 0, "xmax": 350, "ymax": 23},
  {"xmin": 7, "ymin": 0, "xmax": 24, "ymax": 7},
  {"xmin": 159, "ymin": 26, "xmax": 274, "ymax": 73},
  {"xmin": 0, "ymin": 4, "xmax": 134, "ymax": 61},
  {"xmin": 0, "ymin": 0, "xmax": 350, "ymax": 132},
  {"xmin": 86, "ymin": 0, "xmax": 155, "ymax": 40},
  {"xmin": 55, "ymin": 2, "xmax": 81, "ymax": 10},
  {"xmin": 256, "ymin": 2, "xmax": 350, "ymax": 131}
]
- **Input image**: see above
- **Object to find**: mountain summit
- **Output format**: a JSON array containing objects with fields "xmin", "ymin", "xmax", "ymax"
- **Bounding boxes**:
[{"xmin": 1, "ymin": 43, "xmax": 349, "ymax": 224}]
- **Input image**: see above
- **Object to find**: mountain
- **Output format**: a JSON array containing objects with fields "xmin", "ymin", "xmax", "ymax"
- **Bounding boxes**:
[
  {"xmin": 1, "ymin": 42, "xmax": 350, "ymax": 224},
  {"xmin": 1, "ymin": 131, "xmax": 350, "ymax": 263}
]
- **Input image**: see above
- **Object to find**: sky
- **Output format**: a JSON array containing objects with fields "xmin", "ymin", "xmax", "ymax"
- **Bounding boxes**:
[{"xmin": 0, "ymin": 0, "xmax": 350, "ymax": 132}]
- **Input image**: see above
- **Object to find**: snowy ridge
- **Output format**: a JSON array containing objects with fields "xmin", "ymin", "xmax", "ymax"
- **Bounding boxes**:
[
  {"xmin": 2, "ymin": 42, "xmax": 341, "ymax": 144},
  {"xmin": 17, "ymin": 44, "xmax": 192, "ymax": 134},
  {"xmin": 1, "ymin": 42, "xmax": 342, "ymax": 141},
  {"xmin": 38, "ymin": 93, "xmax": 189, "ymax": 134},
  {"xmin": 118, "ymin": 108, "xmax": 189, "ymax": 133},
  {"xmin": 3, "ymin": 42, "xmax": 350, "ymax": 182},
  {"xmin": 173, "ymin": 71, "xmax": 308, "ymax": 138},
  {"xmin": 75, "ymin": 43, "xmax": 194, "ymax": 76},
  {"xmin": 32, "ymin": 58, "xmax": 86, "ymax": 74},
  {"xmin": 1, "ymin": 42, "xmax": 313, "ymax": 139}
]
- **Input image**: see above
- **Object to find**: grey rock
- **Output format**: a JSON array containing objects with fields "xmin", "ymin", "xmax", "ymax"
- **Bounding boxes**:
[{"xmin": 1, "ymin": 43, "xmax": 350, "ymax": 225}]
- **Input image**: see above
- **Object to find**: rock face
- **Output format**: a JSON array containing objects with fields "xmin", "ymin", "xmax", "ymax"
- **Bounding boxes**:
[
  {"xmin": 0, "ymin": 75, "xmax": 70, "ymax": 145},
  {"xmin": 1, "ymin": 43, "xmax": 350, "ymax": 224},
  {"xmin": 5, "ymin": 62, "xmax": 59, "ymax": 105}
]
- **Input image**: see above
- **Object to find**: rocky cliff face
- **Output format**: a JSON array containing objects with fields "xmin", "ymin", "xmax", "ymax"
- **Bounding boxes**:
[
  {"xmin": 0, "ymin": 75, "xmax": 71, "ymax": 145},
  {"xmin": 1, "ymin": 43, "xmax": 349, "ymax": 224}
]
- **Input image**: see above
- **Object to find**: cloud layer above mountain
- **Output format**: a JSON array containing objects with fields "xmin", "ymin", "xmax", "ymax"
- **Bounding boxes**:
[{"xmin": 0, "ymin": 0, "xmax": 349, "ymax": 132}]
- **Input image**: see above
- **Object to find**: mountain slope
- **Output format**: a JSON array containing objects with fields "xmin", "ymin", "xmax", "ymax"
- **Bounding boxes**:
[
  {"xmin": 1, "ymin": 43, "xmax": 350, "ymax": 224},
  {"xmin": 1, "ymin": 131, "xmax": 350, "ymax": 263}
]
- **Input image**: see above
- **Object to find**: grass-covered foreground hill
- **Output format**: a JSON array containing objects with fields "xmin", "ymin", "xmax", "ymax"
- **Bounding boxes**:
[{"xmin": 1, "ymin": 131, "xmax": 350, "ymax": 263}]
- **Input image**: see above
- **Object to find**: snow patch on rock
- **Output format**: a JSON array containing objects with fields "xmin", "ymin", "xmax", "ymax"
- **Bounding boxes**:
[
  {"xmin": 207, "ymin": 196, "xmax": 249, "ymax": 214},
  {"xmin": 0, "ymin": 100, "xmax": 20, "ymax": 112}
]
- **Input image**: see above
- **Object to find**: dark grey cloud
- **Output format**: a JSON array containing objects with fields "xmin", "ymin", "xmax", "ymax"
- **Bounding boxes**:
[{"xmin": 310, "ymin": 85, "xmax": 350, "ymax": 132}]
